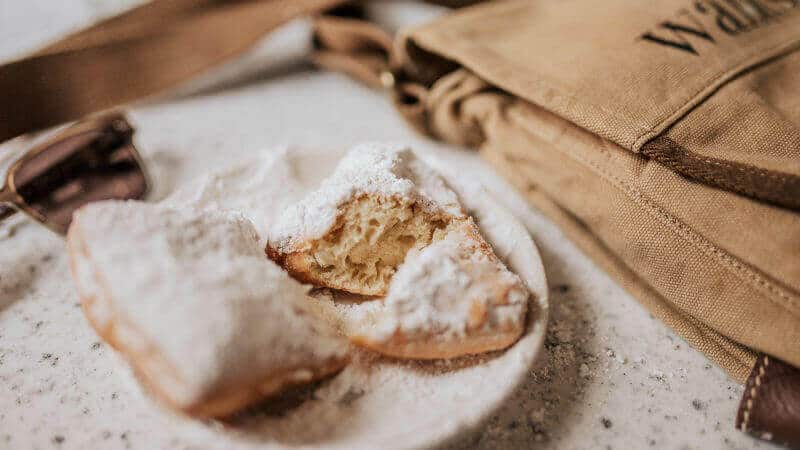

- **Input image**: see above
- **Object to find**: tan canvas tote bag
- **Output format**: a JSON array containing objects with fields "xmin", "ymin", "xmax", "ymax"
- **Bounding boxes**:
[
  {"xmin": 389, "ymin": 0, "xmax": 800, "ymax": 379},
  {"xmin": 1, "ymin": 0, "xmax": 798, "ymax": 445}
]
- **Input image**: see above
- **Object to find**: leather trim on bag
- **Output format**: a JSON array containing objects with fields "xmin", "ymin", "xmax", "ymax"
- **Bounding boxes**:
[
  {"xmin": 736, "ymin": 354, "xmax": 800, "ymax": 448},
  {"xmin": 642, "ymin": 136, "xmax": 800, "ymax": 210}
]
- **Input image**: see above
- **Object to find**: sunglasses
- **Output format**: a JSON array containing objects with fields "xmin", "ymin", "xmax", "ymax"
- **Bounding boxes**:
[{"xmin": 0, "ymin": 113, "xmax": 149, "ymax": 235}]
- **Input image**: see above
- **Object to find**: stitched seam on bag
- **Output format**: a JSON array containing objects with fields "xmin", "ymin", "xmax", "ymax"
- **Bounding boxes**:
[
  {"xmin": 741, "ymin": 355, "xmax": 769, "ymax": 433},
  {"xmin": 583, "ymin": 157, "xmax": 800, "ymax": 313},
  {"xmin": 634, "ymin": 36, "xmax": 800, "ymax": 150},
  {"xmin": 495, "ymin": 149, "xmax": 756, "ymax": 380},
  {"xmin": 508, "ymin": 110, "xmax": 800, "ymax": 315}
]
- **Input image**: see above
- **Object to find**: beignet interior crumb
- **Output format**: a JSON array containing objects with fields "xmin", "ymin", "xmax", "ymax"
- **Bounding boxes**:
[
  {"xmin": 276, "ymin": 195, "xmax": 450, "ymax": 295},
  {"xmin": 267, "ymin": 143, "xmax": 464, "ymax": 296}
]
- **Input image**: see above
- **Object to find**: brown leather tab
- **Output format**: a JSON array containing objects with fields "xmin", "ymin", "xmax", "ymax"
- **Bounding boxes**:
[
  {"xmin": 642, "ymin": 136, "xmax": 800, "ymax": 211},
  {"xmin": 737, "ymin": 354, "xmax": 800, "ymax": 447}
]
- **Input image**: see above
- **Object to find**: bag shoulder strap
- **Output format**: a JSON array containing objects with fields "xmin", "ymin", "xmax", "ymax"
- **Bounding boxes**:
[
  {"xmin": 0, "ymin": 0, "xmax": 482, "ymax": 142},
  {"xmin": 0, "ymin": 0, "xmax": 348, "ymax": 142}
]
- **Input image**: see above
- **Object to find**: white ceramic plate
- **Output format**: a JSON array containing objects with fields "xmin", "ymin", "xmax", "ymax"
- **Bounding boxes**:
[{"xmin": 162, "ymin": 146, "xmax": 549, "ymax": 450}]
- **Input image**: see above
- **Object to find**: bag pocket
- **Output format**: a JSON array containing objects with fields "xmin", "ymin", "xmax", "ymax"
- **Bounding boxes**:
[{"xmin": 399, "ymin": 0, "xmax": 800, "ymax": 208}]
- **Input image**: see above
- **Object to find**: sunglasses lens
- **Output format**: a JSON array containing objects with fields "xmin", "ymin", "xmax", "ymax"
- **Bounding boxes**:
[{"xmin": 10, "ymin": 116, "xmax": 148, "ymax": 233}]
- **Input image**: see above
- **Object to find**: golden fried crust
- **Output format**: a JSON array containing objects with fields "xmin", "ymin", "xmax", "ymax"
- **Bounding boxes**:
[
  {"xmin": 267, "ymin": 250, "xmax": 390, "ymax": 299},
  {"xmin": 68, "ymin": 223, "xmax": 348, "ymax": 419},
  {"xmin": 267, "ymin": 194, "xmax": 452, "ymax": 297},
  {"xmin": 350, "ymin": 219, "xmax": 528, "ymax": 360},
  {"xmin": 266, "ymin": 246, "xmax": 366, "ymax": 295},
  {"xmin": 351, "ymin": 327, "xmax": 524, "ymax": 360}
]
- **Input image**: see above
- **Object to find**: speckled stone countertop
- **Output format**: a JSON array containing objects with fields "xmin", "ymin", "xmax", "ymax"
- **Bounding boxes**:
[{"xmin": 0, "ymin": 2, "xmax": 781, "ymax": 449}]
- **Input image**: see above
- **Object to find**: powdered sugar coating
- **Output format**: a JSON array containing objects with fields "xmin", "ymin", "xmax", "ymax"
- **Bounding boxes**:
[
  {"xmin": 70, "ymin": 202, "xmax": 349, "ymax": 408},
  {"xmin": 368, "ymin": 223, "xmax": 529, "ymax": 341},
  {"xmin": 269, "ymin": 143, "xmax": 464, "ymax": 250},
  {"xmin": 166, "ymin": 148, "xmax": 306, "ymax": 243}
]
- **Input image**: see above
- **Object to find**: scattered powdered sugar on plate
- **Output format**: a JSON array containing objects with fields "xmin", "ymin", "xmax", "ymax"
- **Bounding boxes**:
[{"xmin": 150, "ymin": 144, "xmax": 549, "ymax": 450}]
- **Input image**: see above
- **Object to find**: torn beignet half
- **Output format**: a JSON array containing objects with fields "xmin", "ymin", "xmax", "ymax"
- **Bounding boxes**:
[
  {"xmin": 351, "ymin": 219, "xmax": 529, "ymax": 359},
  {"xmin": 267, "ymin": 143, "xmax": 465, "ymax": 296},
  {"xmin": 67, "ymin": 202, "xmax": 349, "ymax": 418}
]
